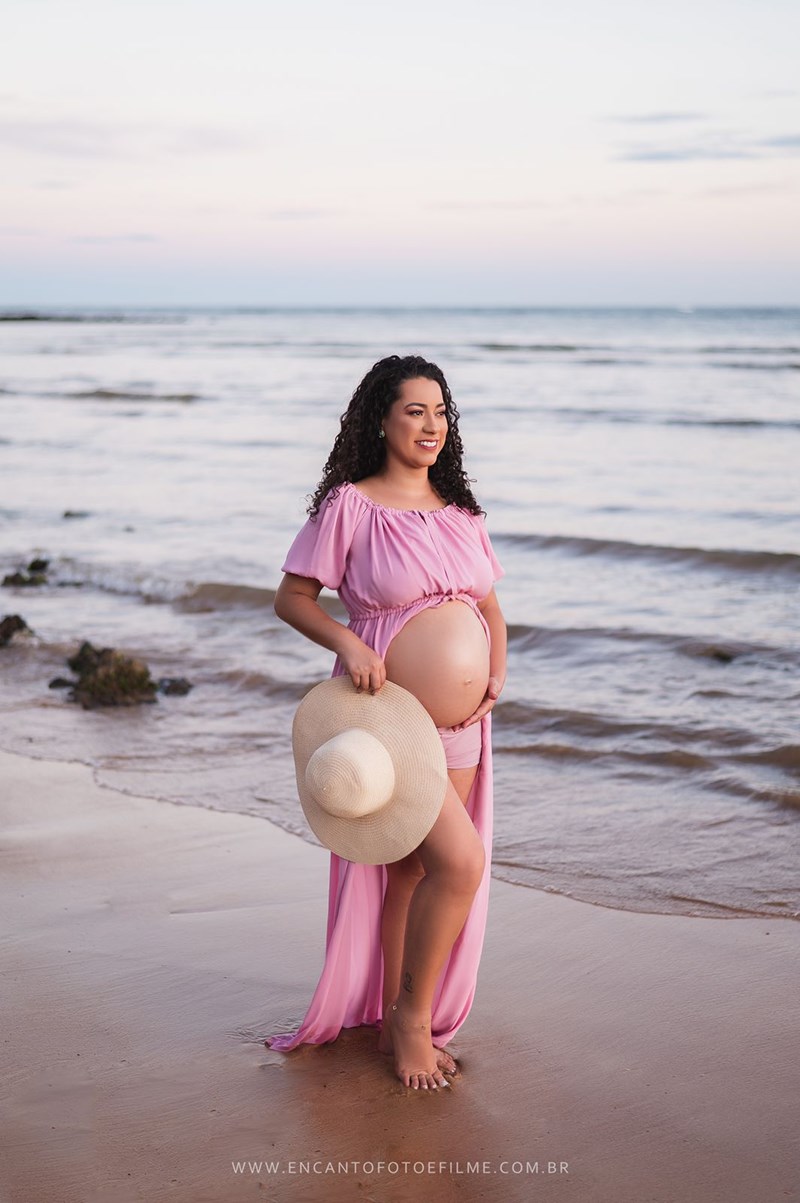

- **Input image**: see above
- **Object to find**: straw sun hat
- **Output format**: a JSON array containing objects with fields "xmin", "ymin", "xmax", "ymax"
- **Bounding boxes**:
[{"xmin": 292, "ymin": 677, "xmax": 448, "ymax": 865}]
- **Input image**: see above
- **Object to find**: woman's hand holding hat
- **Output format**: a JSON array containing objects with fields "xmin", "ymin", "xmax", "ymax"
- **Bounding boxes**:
[{"xmin": 337, "ymin": 632, "xmax": 387, "ymax": 695}]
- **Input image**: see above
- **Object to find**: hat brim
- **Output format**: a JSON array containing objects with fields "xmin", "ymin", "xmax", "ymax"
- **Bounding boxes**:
[{"xmin": 292, "ymin": 677, "xmax": 448, "ymax": 864}]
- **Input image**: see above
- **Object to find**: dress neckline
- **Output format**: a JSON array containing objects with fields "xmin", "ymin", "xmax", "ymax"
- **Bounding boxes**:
[{"xmin": 346, "ymin": 481, "xmax": 453, "ymax": 515}]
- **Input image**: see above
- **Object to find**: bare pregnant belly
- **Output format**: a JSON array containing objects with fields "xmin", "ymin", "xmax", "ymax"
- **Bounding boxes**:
[{"xmin": 384, "ymin": 600, "xmax": 490, "ymax": 729}]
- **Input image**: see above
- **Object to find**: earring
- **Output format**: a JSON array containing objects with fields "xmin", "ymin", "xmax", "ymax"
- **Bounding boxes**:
[{"xmin": 378, "ymin": 428, "xmax": 385, "ymax": 439}]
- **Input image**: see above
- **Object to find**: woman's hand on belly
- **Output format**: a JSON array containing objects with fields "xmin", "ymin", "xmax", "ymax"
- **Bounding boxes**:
[
  {"xmin": 338, "ymin": 633, "xmax": 387, "ymax": 695},
  {"xmin": 451, "ymin": 675, "xmax": 504, "ymax": 730}
]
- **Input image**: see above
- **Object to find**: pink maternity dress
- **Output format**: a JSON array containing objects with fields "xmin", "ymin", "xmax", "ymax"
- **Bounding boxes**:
[{"xmin": 266, "ymin": 481, "xmax": 504, "ymax": 1051}]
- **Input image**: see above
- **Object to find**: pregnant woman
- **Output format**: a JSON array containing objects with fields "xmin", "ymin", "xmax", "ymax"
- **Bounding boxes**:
[{"xmin": 266, "ymin": 354, "xmax": 507, "ymax": 1091}]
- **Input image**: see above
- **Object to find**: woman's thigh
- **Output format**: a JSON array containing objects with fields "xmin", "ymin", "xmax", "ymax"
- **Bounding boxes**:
[
  {"xmin": 416, "ymin": 776, "xmax": 485, "ymax": 883},
  {"xmin": 387, "ymin": 766, "xmax": 480, "ymax": 881},
  {"xmin": 448, "ymin": 765, "xmax": 479, "ymax": 807}
]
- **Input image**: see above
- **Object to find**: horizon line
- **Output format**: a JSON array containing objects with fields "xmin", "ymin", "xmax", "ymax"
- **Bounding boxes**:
[{"xmin": 2, "ymin": 302, "xmax": 800, "ymax": 313}]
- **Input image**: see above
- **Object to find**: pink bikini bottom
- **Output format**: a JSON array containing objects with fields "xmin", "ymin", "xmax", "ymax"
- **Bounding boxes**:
[{"xmin": 436, "ymin": 721, "xmax": 482, "ymax": 769}]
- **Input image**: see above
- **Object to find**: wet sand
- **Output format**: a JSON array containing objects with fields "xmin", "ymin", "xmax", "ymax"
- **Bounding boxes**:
[{"xmin": 1, "ymin": 746, "xmax": 797, "ymax": 1203}]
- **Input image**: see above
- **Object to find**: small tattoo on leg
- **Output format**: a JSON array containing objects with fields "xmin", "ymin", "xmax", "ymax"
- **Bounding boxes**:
[{"xmin": 402, "ymin": 972, "xmax": 413, "ymax": 994}]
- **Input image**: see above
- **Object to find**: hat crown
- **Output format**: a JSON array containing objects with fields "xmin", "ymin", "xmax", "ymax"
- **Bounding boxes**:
[
  {"xmin": 292, "ymin": 677, "xmax": 447, "ymax": 864},
  {"xmin": 305, "ymin": 728, "xmax": 395, "ymax": 820}
]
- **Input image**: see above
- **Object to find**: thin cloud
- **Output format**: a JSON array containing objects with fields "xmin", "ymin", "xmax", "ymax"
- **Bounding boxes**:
[
  {"xmin": 0, "ymin": 117, "xmax": 127, "ymax": 157},
  {"xmin": 262, "ymin": 208, "xmax": 340, "ymax": 220},
  {"xmin": 761, "ymin": 133, "xmax": 800, "ymax": 149},
  {"xmin": 619, "ymin": 145, "xmax": 756, "ymax": 162},
  {"xmin": 426, "ymin": 192, "xmax": 669, "ymax": 212},
  {"xmin": 608, "ymin": 111, "xmax": 709, "ymax": 124},
  {"xmin": 425, "ymin": 200, "xmax": 551, "ymax": 211},
  {"xmin": 616, "ymin": 130, "xmax": 800, "ymax": 162},
  {"xmin": 0, "ymin": 116, "xmax": 268, "ymax": 159},
  {"xmin": 700, "ymin": 179, "xmax": 795, "ymax": 197},
  {"xmin": 166, "ymin": 126, "xmax": 267, "ymax": 155},
  {"xmin": 67, "ymin": 233, "xmax": 159, "ymax": 244},
  {"xmin": 752, "ymin": 89, "xmax": 800, "ymax": 99}
]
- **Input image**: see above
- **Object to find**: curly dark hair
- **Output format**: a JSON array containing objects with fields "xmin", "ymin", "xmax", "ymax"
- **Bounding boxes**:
[{"xmin": 307, "ymin": 355, "xmax": 483, "ymax": 517}]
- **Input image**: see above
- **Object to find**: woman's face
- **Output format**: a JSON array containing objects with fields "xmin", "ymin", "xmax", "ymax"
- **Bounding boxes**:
[{"xmin": 380, "ymin": 377, "xmax": 448, "ymax": 470}]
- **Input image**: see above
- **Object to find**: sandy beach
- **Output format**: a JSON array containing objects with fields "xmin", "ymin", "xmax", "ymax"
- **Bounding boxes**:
[{"xmin": 1, "ymin": 744, "xmax": 797, "ymax": 1203}]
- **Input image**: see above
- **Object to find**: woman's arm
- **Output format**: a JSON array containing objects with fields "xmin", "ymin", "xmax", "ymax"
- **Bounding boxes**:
[
  {"xmin": 274, "ymin": 572, "xmax": 386, "ymax": 694},
  {"xmin": 480, "ymin": 588, "xmax": 507, "ymax": 691},
  {"xmin": 456, "ymin": 589, "xmax": 507, "ymax": 729}
]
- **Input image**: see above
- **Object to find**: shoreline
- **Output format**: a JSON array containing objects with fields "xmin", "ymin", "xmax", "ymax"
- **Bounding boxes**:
[
  {"xmin": 1, "ymin": 729, "xmax": 793, "ymax": 926},
  {"xmin": 1, "ymin": 744, "xmax": 798, "ymax": 1202}
]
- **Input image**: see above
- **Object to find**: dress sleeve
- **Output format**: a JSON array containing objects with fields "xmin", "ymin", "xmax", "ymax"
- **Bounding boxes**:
[
  {"xmin": 281, "ymin": 486, "xmax": 366, "ymax": 590},
  {"xmin": 476, "ymin": 515, "xmax": 505, "ymax": 584}
]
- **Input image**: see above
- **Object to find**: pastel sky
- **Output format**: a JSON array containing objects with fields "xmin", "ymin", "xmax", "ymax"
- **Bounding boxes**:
[{"xmin": 1, "ymin": 0, "xmax": 799, "ymax": 305}]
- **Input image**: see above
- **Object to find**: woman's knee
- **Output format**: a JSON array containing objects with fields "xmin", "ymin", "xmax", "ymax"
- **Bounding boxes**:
[
  {"xmin": 460, "ymin": 835, "xmax": 486, "ymax": 893},
  {"xmin": 427, "ymin": 830, "xmax": 485, "ymax": 896},
  {"xmin": 419, "ymin": 784, "xmax": 485, "ymax": 890}
]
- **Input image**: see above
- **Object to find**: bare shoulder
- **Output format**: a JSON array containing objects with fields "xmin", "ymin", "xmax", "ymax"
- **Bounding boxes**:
[{"xmin": 350, "ymin": 476, "xmax": 381, "ymax": 502}]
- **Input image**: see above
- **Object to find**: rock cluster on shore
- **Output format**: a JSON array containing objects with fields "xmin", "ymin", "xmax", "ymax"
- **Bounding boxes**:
[
  {"xmin": 61, "ymin": 642, "xmax": 159, "ymax": 709},
  {"xmin": 2, "ymin": 557, "xmax": 50, "ymax": 587},
  {"xmin": 49, "ymin": 642, "xmax": 193, "ymax": 709},
  {"xmin": 1, "ymin": 604, "xmax": 192, "ymax": 709}
]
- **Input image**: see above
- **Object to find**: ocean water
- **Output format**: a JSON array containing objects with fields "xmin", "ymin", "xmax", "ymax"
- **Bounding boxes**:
[{"xmin": 1, "ymin": 305, "xmax": 798, "ymax": 920}]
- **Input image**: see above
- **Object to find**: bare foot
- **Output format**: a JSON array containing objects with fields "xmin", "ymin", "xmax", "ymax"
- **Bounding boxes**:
[
  {"xmin": 382, "ymin": 1001, "xmax": 449, "ymax": 1090},
  {"xmin": 378, "ymin": 1023, "xmax": 458, "ymax": 1075}
]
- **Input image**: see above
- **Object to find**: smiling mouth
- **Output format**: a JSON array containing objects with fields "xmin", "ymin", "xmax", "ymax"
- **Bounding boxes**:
[{"xmin": 415, "ymin": 440, "xmax": 438, "ymax": 448}]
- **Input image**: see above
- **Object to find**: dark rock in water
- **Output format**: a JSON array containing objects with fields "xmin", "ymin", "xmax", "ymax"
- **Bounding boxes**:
[
  {"xmin": 49, "ymin": 676, "xmax": 77, "ymax": 689},
  {"xmin": 63, "ymin": 510, "xmax": 90, "ymax": 519},
  {"xmin": 3, "ymin": 570, "xmax": 47, "ymax": 587},
  {"xmin": 66, "ymin": 641, "xmax": 158, "ymax": 709},
  {"xmin": 157, "ymin": 676, "xmax": 193, "ymax": 696},
  {"xmin": 67, "ymin": 641, "xmax": 105, "ymax": 677},
  {"xmin": 3, "ymin": 557, "xmax": 49, "ymax": 587},
  {"xmin": 0, "ymin": 614, "xmax": 30, "ymax": 646},
  {"xmin": 708, "ymin": 647, "xmax": 735, "ymax": 663}
]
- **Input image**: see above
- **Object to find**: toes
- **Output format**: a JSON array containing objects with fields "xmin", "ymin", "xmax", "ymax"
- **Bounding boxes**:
[{"xmin": 400, "ymin": 1068, "xmax": 450, "ymax": 1091}]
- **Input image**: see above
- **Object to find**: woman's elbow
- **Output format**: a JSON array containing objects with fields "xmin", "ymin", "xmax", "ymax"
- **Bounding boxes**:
[
  {"xmin": 273, "ymin": 580, "xmax": 293, "ymax": 623},
  {"xmin": 274, "ymin": 575, "xmax": 320, "ymax": 625}
]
